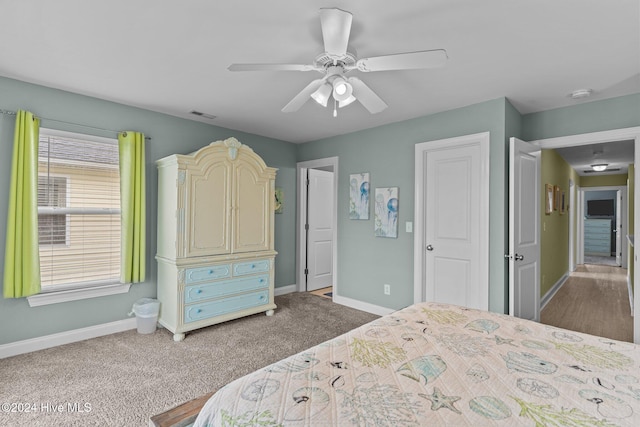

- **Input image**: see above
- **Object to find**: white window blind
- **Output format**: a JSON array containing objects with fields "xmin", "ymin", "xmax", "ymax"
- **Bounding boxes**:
[{"xmin": 38, "ymin": 129, "xmax": 121, "ymax": 290}]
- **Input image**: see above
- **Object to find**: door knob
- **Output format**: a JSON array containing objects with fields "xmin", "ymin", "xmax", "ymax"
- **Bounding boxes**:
[
  {"xmin": 514, "ymin": 254, "xmax": 524, "ymax": 261},
  {"xmin": 426, "ymin": 245, "xmax": 434, "ymax": 251}
]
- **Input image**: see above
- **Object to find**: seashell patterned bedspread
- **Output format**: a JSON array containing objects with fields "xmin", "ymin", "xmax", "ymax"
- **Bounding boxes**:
[{"xmin": 193, "ymin": 302, "xmax": 640, "ymax": 426}]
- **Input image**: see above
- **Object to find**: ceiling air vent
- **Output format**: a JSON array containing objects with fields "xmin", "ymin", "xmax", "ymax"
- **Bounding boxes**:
[{"xmin": 190, "ymin": 110, "xmax": 216, "ymax": 120}]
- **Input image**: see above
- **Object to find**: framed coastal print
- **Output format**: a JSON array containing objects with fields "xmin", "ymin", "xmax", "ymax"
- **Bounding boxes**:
[
  {"xmin": 545, "ymin": 184, "xmax": 553, "ymax": 215},
  {"xmin": 349, "ymin": 172, "xmax": 370, "ymax": 219},
  {"xmin": 374, "ymin": 187, "xmax": 398, "ymax": 238},
  {"xmin": 554, "ymin": 185, "xmax": 561, "ymax": 211}
]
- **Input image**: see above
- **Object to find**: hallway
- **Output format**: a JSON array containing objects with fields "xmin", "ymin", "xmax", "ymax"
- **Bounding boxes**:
[{"xmin": 540, "ymin": 264, "xmax": 632, "ymax": 342}]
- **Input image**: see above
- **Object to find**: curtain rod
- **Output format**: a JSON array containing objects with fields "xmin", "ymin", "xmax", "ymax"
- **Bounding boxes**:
[{"xmin": 0, "ymin": 109, "xmax": 151, "ymax": 141}]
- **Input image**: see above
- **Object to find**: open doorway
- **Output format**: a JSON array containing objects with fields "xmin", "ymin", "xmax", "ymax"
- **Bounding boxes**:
[
  {"xmin": 579, "ymin": 187, "xmax": 627, "ymax": 268},
  {"xmin": 296, "ymin": 157, "xmax": 338, "ymax": 299},
  {"xmin": 534, "ymin": 128, "xmax": 640, "ymax": 343}
]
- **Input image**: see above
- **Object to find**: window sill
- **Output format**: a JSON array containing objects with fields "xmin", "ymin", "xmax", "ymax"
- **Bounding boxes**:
[{"xmin": 27, "ymin": 283, "xmax": 131, "ymax": 307}]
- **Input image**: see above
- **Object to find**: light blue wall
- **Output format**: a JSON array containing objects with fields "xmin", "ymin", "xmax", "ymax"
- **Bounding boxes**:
[
  {"xmin": 296, "ymin": 94, "xmax": 639, "ymax": 316},
  {"xmin": 522, "ymin": 93, "xmax": 640, "ymax": 141},
  {"xmin": 1, "ymin": 73, "xmax": 638, "ymax": 347},
  {"xmin": 298, "ymin": 98, "xmax": 511, "ymax": 313},
  {"xmin": 0, "ymin": 76, "xmax": 297, "ymax": 345}
]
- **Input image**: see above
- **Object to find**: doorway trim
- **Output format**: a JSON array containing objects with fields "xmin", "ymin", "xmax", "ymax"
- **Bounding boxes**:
[
  {"xmin": 413, "ymin": 132, "xmax": 491, "ymax": 305},
  {"xmin": 568, "ymin": 179, "xmax": 576, "ymax": 272},
  {"xmin": 530, "ymin": 126, "xmax": 640, "ymax": 344},
  {"xmin": 296, "ymin": 157, "xmax": 339, "ymax": 295},
  {"xmin": 577, "ymin": 185, "xmax": 627, "ymax": 267}
]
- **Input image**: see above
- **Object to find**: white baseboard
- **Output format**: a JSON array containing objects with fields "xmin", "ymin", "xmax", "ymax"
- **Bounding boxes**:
[
  {"xmin": 0, "ymin": 318, "xmax": 137, "ymax": 359},
  {"xmin": 540, "ymin": 273, "xmax": 569, "ymax": 311},
  {"xmin": 333, "ymin": 295, "xmax": 395, "ymax": 317},
  {"xmin": 274, "ymin": 284, "xmax": 297, "ymax": 296},
  {"xmin": 628, "ymin": 275, "xmax": 634, "ymax": 316},
  {"xmin": 283, "ymin": 284, "xmax": 392, "ymax": 317}
]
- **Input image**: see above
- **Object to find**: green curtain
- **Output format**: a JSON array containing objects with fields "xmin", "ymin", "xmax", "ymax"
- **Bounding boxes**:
[
  {"xmin": 118, "ymin": 131, "xmax": 146, "ymax": 283},
  {"xmin": 3, "ymin": 110, "xmax": 41, "ymax": 298}
]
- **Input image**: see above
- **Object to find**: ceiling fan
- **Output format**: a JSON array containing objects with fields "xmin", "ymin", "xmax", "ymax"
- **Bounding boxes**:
[{"xmin": 228, "ymin": 8, "xmax": 448, "ymax": 116}]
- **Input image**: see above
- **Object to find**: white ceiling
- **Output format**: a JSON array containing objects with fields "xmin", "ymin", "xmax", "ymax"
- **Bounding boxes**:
[
  {"xmin": 0, "ymin": 0, "xmax": 638, "ymax": 143},
  {"xmin": 555, "ymin": 140, "xmax": 635, "ymax": 177}
]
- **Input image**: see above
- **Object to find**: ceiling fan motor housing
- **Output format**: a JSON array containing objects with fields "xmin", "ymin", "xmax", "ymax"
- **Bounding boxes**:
[{"xmin": 314, "ymin": 52, "xmax": 357, "ymax": 72}]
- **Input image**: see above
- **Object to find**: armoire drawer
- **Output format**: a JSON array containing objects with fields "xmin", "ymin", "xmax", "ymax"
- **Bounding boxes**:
[
  {"xmin": 184, "ymin": 274, "xmax": 269, "ymax": 303},
  {"xmin": 185, "ymin": 264, "xmax": 231, "ymax": 284},
  {"xmin": 184, "ymin": 290, "xmax": 270, "ymax": 323},
  {"xmin": 233, "ymin": 259, "xmax": 270, "ymax": 276}
]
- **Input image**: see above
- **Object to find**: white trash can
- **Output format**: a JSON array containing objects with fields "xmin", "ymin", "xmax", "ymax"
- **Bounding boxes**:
[{"xmin": 129, "ymin": 298, "xmax": 161, "ymax": 334}]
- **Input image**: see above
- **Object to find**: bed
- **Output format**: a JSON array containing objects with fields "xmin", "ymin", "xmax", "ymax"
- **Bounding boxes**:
[{"xmin": 193, "ymin": 302, "xmax": 640, "ymax": 426}]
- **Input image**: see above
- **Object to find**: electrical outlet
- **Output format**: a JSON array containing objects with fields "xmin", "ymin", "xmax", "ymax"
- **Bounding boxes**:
[
  {"xmin": 384, "ymin": 284, "xmax": 391, "ymax": 295},
  {"xmin": 406, "ymin": 221, "xmax": 413, "ymax": 233}
]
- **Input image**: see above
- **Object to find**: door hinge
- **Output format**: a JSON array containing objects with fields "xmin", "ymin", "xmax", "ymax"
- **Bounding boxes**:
[
  {"xmin": 304, "ymin": 268, "xmax": 309, "ymax": 275},
  {"xmin": 305, "ymin": 223, "xmax": 309, "ymax": 231}
]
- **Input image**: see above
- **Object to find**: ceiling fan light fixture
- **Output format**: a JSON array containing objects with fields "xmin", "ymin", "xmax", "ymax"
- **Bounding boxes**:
[
  {"xmin": 338, "ymin": 94, "xmax": 357, "ymax": 108},
  {"xmin": 331, "ymin": 77, "xmax": 353, "ymax": 102},
  {"xmin": 311, "ymin": 83, "xmax": 332, "ymax": 107},
  {"xmin": 591, "ymin": 163, "xmax": 608, "ymax": 172}
]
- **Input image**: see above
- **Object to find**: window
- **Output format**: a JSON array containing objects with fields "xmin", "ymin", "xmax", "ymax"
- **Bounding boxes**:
[
  {"xmin": 38, "ymin": 175, "xmax": 69, "ymax": 246},
  {"xmin": 37, "ymin": 129, "xmax": 121, "ymax": 291}
]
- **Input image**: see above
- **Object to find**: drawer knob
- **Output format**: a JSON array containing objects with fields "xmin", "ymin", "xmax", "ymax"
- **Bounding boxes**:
[
  {"xmin": 259, "ymin": 278, "xmax": 264, "ymax": 283},
  {"xmin": 209, "ymin": 270, "xmax": 214, "ymax": 274},
  {"xmin": 259, "ymin": 295, "xmax": 265, "ymax": 300},
  {"xmin": 196, "ymin": 308, "xmax": 202, "ymax": 313},
  {"xmin": 196, "ymin": 289, "xmax": 202, "ymax": 294},
  {"xmin": 251, "ymin": 264, "xmax": 256, "ymax": 268}
]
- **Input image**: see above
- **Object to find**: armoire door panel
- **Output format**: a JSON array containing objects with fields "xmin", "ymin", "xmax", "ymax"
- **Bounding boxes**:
[
  {"xmin": 186, "ymin": 161, "xmax": 231, "ymax": 257},
  {"xmin": 232, "ymin": 164, "xmax": 270, "ymax": 253}
]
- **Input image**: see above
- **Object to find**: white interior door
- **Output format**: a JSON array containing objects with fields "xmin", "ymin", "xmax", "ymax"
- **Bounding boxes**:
[
  {"xmin": 422, "ymin": 135, "xmax": 489, "ymax": 310},
  {"xmin": 306, "ymin": 169, "xmax": 334, "ymax": 291},
  {"xmin": 508, "ymin": 137, "xmax": 540, "ymax": 321}
]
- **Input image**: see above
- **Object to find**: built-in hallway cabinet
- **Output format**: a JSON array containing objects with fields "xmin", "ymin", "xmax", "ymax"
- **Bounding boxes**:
[{"xmin": 584, "ymin": 218, "xmax": 612, "ymax": 256}]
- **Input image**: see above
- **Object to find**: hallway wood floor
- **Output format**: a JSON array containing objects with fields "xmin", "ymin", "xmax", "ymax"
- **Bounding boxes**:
[{"xmin": 540, "ymin": 264, "xmax": 633, "ymax": 342}]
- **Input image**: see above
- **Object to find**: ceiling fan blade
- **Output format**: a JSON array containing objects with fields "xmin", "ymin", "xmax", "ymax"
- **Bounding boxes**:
[
  {"xmin": 356, "ymin": 49, "xmax": 448, "ymax": 72},
  {"xmin": 282, "ymin": 78, "xmax": 327, "ymax": 113},
  {"xmin": 347, "ymin": 77, "xmax": 388, "ymax": 114},
  {"xmin": 228, "ymin": 63, "xmax": 320, "ymax": 72},
  {"xmin": 320, "ymin": 8, "xmax": 352, "ymax": 57}
]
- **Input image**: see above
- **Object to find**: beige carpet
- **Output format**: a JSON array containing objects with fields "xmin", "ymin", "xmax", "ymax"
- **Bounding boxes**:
[{"xmin": 0, "ymin": 292, "xmax": 379, "ymax": 427}]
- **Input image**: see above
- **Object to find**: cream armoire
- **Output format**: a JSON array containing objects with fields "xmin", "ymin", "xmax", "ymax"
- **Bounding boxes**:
[{"xmin": 156, "ymin": 137, "xmax": 277, "ymax": 341}]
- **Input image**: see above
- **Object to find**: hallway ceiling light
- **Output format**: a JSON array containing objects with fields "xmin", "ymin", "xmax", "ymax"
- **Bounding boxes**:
[{"xmin": 591, "ymin": 163, "xmax": 608, "ymax": 172}]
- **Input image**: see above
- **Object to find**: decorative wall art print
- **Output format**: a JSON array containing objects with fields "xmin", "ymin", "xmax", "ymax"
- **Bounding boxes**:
[
  {"xmin": 554, "ymin": 185, "xmax": 561, "ymax": 211},
  {"xmin": 545, "ymin": 184, "xmax": 553, "ymax": 215},
  {"xmin": 349, "ymin": 172, "xmax": 370, "ymax": 219},
  {"xmin": 374, "ymin": 187, "xmax": 399, "ymax": 238},
  {"xmin": 274, "ymin": 187, "xmax": 283, "ymax": 214}
]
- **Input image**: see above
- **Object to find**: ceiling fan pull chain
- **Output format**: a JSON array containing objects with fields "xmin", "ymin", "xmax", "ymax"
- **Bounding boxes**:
[{"xmin": 333, "ymin": 99, "xmax": 338, "ymax": 118}]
